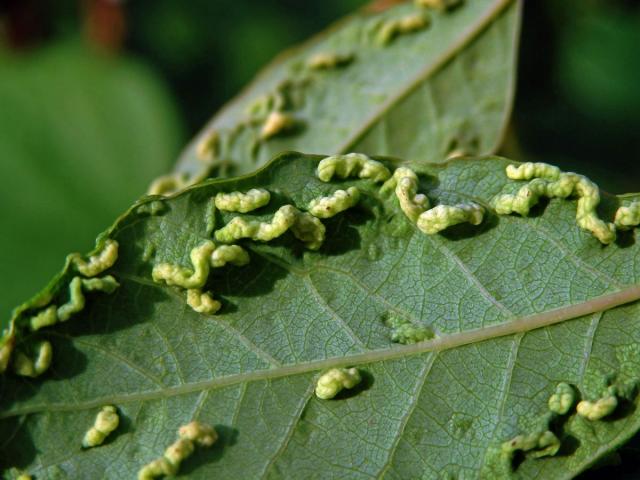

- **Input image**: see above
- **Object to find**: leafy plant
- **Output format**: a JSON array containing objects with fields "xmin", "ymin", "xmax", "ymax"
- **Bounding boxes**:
[{"xmin": 2, "ymin": 1, "xmax": 640, "ymax": 479}]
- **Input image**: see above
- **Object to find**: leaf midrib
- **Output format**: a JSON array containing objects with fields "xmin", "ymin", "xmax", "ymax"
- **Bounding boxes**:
[{"xmin": 5, "ymin": 284, "xmax": 640, "ymax": 420}]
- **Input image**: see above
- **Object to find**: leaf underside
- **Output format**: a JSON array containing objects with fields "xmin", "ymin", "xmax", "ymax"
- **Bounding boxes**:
[
  {"xmin": 174, "ymin": 0, "xmax": 520, "ymax": 182},
  {"xmin": 3, "ymin": 154, "xmax": 640, "ymax": 480}
]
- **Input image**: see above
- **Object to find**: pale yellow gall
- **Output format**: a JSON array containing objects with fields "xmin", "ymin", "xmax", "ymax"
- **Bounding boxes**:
[
  {"xmin": 317, "ymin": 153, "xmax": 390, "ymax": 183},
  {"xmin": 69, "ymin": 240, "xmax": 119, "ymax": 277},
  {"xmin": 83, "ymin": 405, "xmax": 120, "ymax": 448},
  {"xmin": 576, "ymin": 388, "xmax": 618, "ymax": 421},
  {"xmin": 315, "ymin": 367, "xmax": 362, "ymax": 400},
  {"xmin": 382, "ymin": 167, "xmax": 429, "ymax": 221},
  {"xmin": 0, "ymin": 330, "xmax": 15, "ymax": 373},
  {"xmin": 214, "ymin": 189, "xmax": 271, "ymax": 213},
  {"xmin": 261, "ymin": 111, "xmax": 296, "ymax": 140},
  {"xmin": 415, "ymin": 0, "xmax": 464, "ymax": 11},
  {"xmin": 376, "ymin": 11, "xmax": 431, "ymax": 46},
  {"xmin": 215, "ymin": 205, "xmax": 326, "ymax": 250},
  {"xmin": 308, "ymin": 187, "xmax": 360, "ymax": 218},
  {"xmin": 147, "ymin": 173, "xmax": 189, "ymax": 196},
  {"xmin": 186, "ymin": 289, "xmax": 221, "ymax": 315},
  {"xmin": 152, "ymin": 241, "xmax": 215, "ymax": 289},
  {"xmin": 137, "ymin": 421, "xmax": 217, "ymax": 480},
  {"xmin": 494, "ymin": 163, "xmax": 617, "ymax": 244},
  {"xmin": 416, "ymin": 203, "xmax": 484, "ymax": 235},
  {"xmin": 385, "ymin": 314, "xmax": 434, "ymax": 344},
  {"xmin": 57, "ymin": 275, "xmax": 120, "ymax": 322},
  {"xmin": 210, "ymin": 245, "xmax": 250, "ymax": 268},
  {"xmin": 195, "ymin": 130, "xmax": 220, "ymax": 163},
  {"xmin": 614, "ymin": 201, "xmax": 640, "ymax": 230},
  {"xmin": 501, "ymin": 430, "xmax": 560, "ymax": 460},
  {"xmin": 13, "ymin": 341, "xmax": 52, "ymax": 378},
  {"xmin": 307, "ymin": 52, "xmax": 354, "ymax": 70},
  {"xmin": 548, "ymin": 382, "xmax": 576, "ymax": 415}
]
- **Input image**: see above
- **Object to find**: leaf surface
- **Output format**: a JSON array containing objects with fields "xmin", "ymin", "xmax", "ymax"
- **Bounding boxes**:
[
  {"xmin": 173, "ymin": 0, "xmax": 520, "ymax": 182},
  {"xmin": 3, "ymin": 154, "xmax": 640, "ymax": 479}
]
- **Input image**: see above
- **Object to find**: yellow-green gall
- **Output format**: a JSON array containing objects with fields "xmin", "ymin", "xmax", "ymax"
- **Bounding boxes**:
[
  {"xmin": 142, "ymin": 243, "xmax": 156, "ymax": 262},
  {"xmin": 186, "ymin": 289, "xmax": 221, "ymax": 315},
  {"xmin": 415, "ymin": 0, "xmax": 464, "ymax": 11},
  {"xmin": 70, "ymin": 239, "xmax": 119, "ymax": 277},
  {"xmin": 290, "ymin": 211, "xmax": 326, "ymax": 250},
  {"xmin": 137, "ymin": 421, "xmax": 217, "ymax": 480},
  {"xmin": 0, "ymin": 331, "xmax": 15, "ymax": 373},
  {"xmin": 57, "ymin": 277, "xmax": 99, "ymax": 321},
  {"xmin": 315, "ymin": 367, "xmax": 362, "ymax": 400},
  {"xmin": 178, "ymin": 421, "xmax": 218, "ymax": 447},
  {"xmin": 204, "ymin": 200, "xmax": 217, "ymax": 236},
  {"xmin": 29, "ymin": 305, "xmax": 58, "ymax": 331},
  {"xmin": 502, "ymin": 430, "xmax": 560, "ymax": 460},
  {"xmin": 137, "ymin": 200, "xmax": 167, "ymax": 217},
  {"xmin": 576, "ymin": 388, "xmax": 618, "ymax": 421},
  {"xmin": 307, "ymin": 52, "xmax": 354, "ymax": 70},
  {"xmin": 29, "ymin": 276, "xmax": 119, "ymax": 331},
  {"xmin": 376, "ymin": 11, "xmax": 431, "ymax": 46},
  {"xmin": 417, "ymin": 203, "xmax": 484, "ymax": 234},
  {"xmin": 506, "ymin": 162, "xmax": 561, "ymax": 181},
  {"xmin": 446, "ymin": 148, "xmax": 467, "ymax": 160},
  {"xmin": 147, "ymin": 173, "xmax": 188, "ymax": 196},
  {"xmin": 152, "ymin": 241, "xmax": 215, "ymax": 289},
  {"xmin": 196, "ymin": 130, "xmax": 219, "ymax": 163},
  {"xmin": 317, "ymin": 153, "xmax": 390, "ymax": 183},
  {"xmin": 382, "ymin": 167, "xmax": 429, "ymax": 221},
  {"xmin": 214, "ymin": 189, "xmax": 271, "ymax": 213},
  {"xmin": 246, "ymin": 91, "xmax": 285, "ymax": 121},
  {"xmin": 261, "ymin": 111, "xmax": 297, "ymax": 140},
  {"xmin": 83, "ymin": 405, "xmax": 120, "ymax": 448},
  {"xmin": 138, "ymin": 458, "xmax": 177, "ymax": 480},
  {"xmin": 385, "ymin": 314, "xmax": 434, "ymax": 344},
  {"xmin": 215, "ymin": 206, "xmax": 295, "ymax": 243},
  {"xmin": 155, "ymin": 243, "xmax": 248, "ymax": 315},
  {"xmin": 494, "ymin": 164, "xmax": 616, "ymax": 244},
  {"xmin": 573, "ymin": 175, "xmax": 616, "ymax": 244},
  {"xmin": 215, "ymin": 205, "xmax": 326, "ymax": 250},
  {"xmin": 16, "ymin": 475, "xmax": 32, "ymax": 480},
  {"xmin": 494, "ymin": 179, "xmax": 550, "ymax": 217},
  {"xmin": 13, "ymin": 341, "xmax": 52, "ymax": 378},
  {"xmin": 164, "ymin": 438, "xmax": 195, "ymax": 467},
  {"xmin": 614, "ymin": 201, "xmax": 640, "ymax": 230},
  {"xmin": 308, "ymin": 187, "xmax": 360, "ymax": 218},
  {"xmin": 548, "ymin": 382, "xmax": 576, "ymax": 415},
  {"xmin": 381, "ymin": 167, "xmax": 484, "ymax": 233},
  {"xmin": 57, "ymin": 275, "xmax": 120, "ymax": 322},
  {"xmin": 210, "ymin": 245, "xmax": 250, "ymax": 268},
  {"xmin": 82, "ymin": 275, "xmax": 120, "ymax": 293}
]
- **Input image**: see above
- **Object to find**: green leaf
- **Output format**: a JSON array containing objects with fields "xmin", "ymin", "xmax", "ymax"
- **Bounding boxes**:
[
  {"xmin": 3, "ymin": 153, "xmax": 640, "ymax": 479},
  {"xmin": 172, "ymin": 0, "xmax": 520, "ymax": 183},
  {"xmin": 0, "ymin": 42, "xmax": 185, "ymax": 326}
]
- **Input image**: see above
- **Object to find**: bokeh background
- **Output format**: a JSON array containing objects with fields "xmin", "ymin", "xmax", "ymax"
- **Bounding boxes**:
[
  {"xmin": 1, "ymin": 0, "xmax": 639, "ymax": 475},
  {"xmin": 1, "ymin": 0, "xmax": 639, "ymax": 325}
]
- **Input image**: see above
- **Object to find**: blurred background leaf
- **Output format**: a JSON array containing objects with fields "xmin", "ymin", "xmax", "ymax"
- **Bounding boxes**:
[{"xmin": 125, "ymin": 0, "xmax": 367, "ymax": 132}]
